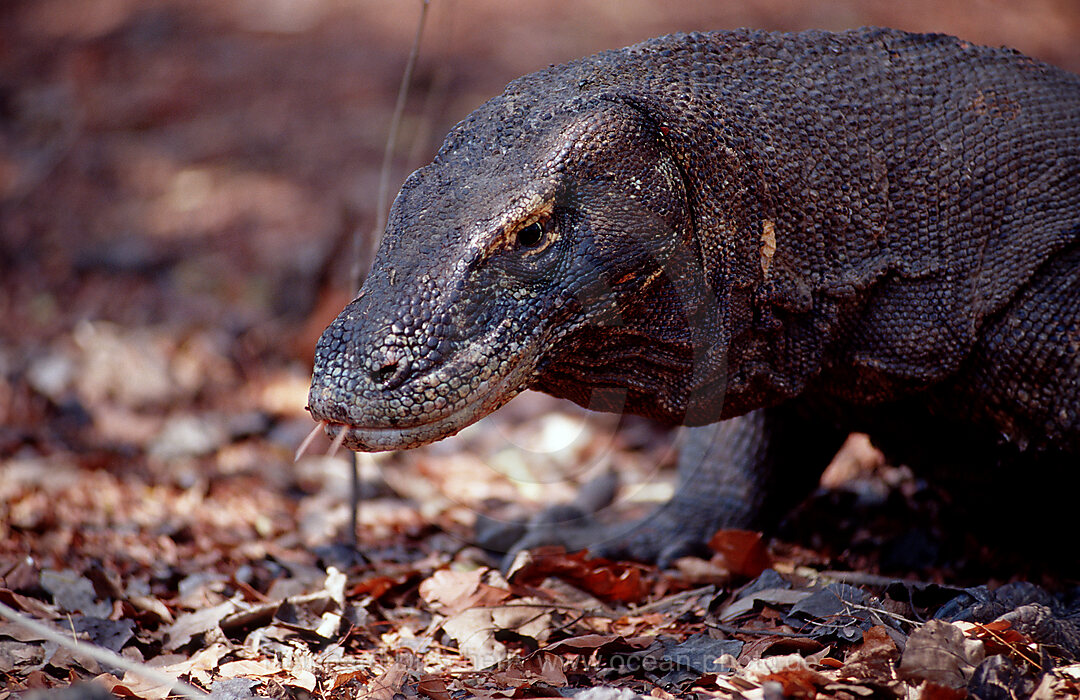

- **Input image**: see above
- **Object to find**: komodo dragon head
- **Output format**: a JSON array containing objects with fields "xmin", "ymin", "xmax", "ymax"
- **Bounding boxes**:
[{"xmin": 308, "ymin": 69, "xmax": 717, "ymax": 451}]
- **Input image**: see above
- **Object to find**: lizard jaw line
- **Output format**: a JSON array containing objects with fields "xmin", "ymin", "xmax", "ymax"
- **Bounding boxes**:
[
  {"xmin": 324, "ymin": 415, "xmax": 467, "ymax": 452},
  {"xmin": 320, "ymin": 367, "xmax": 533, "ymax": 453}
]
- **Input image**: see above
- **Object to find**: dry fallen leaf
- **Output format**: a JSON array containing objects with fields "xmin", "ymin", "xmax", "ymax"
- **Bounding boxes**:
[
  {"xmin": 361, "ymin": 662, "xmax": 409, "ymax": 700},
  {"xmin": 719, "ymin": 586, "xmax": 812, "ymax": 622},
  {"xmin": 216, "ymin": 658, "xmax": 279, "ymax": 679},
  {"xmin": 441, "ymin": 598, "xmax": 556, "ymax": 668},
  {"xmin": 284, "ymin": 668, "xmax": 318, "ymax": 692},
  {"xmin": 492, "ymin": 650, "xmax": 567, "ymax": 688},
  {"xmin": 507, "ymin": 548, "xmax": 649, "ymax": 603},
  {"xmin": 155, "ymin": 642, "xmax": 228, "ymax": 686},
  {"xmin": 708, "ymin": 530, "xmax": 772, "ymax": 578},
  {"xmin": 544, "ymin": 633, "xmax": 656, "ymax": 656},
  {"xmin": 744, "ymin": 653, "xmax": 833, "ymax": 695},
  {"xmin": 114, "ymin": 663, "xmax": 186, "ymax": 700},
  {"xmin": 910, "ymin": 680, "xmax": 971, "ymax": 700},
  {"xmin": 899, "ymin": 620, "xmax": 985, "ymax": 688},
  {"xmin": 164, "ymin": 600, "xmax": 237, "ymax": 651},
  {"xmin": 419, "ymin": 568, "xmax": 511, "ymax": 615},
  {"xmin": 840, "ymin": 625, "xmax": 900, "ymax": 680},
  {"xmin": 415, "ymin": 674, "xmax": 453, "ymax": 700}
]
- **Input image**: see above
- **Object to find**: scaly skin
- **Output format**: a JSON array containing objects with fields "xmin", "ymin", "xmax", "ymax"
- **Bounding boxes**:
[{"xmin": 308, "ymin": 28, "xmax": 1080, "ymax": 564}]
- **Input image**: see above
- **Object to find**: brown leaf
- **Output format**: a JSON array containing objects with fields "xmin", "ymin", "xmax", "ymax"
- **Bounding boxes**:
[
  {"xmin": 155, "ymin": 642, "xmax": 228, "ymax": 686},
  {"xmin": 442, "ymin": 598, "xmax": 557, "ymax": 668},
  {"xmin": 330, "ymin": 669, "xmax": 368, "ymax": 692},
  {"xmin": 0, "ymin": 637, "xmax": 46, "ymax": 674},
  {"xmin": 127, "ymin": 595, "xmax": 174, "ymax": 625},
  {"xmin": 1, "ymin": 559, "xmax": 41, "ymax": 593},
  {"xmin": 349, "ymin": 573, "xmax": 413, "ymax": 600},
  {"xmin": 93, "ymin": 673, "xmax": 146, "ymax": 698},
  {"xmin": 544, "ymin": 633, "xmax": 656, "ymax": 656},
  {"xmin": 0, "ymin": 590, "xmax": 59, "ymax": 621},
  {"xmin": 745, "ymin": 653, "xmax": 832, "ymax": 695},
  {"xmin": 708, "ymin": 530, "xmax": 771, "ymax": 578},
  {"xmin": 216, "ymin": 658, "xmax": 279, "ymax": 679},
  {"xmin": 738, "ymin": 633, "xmax": 824, "ymax": 663},
  {"xmin": 899, "ymin": 620, "xmax": 984, "ymax": 688},
  {"xmin": 671, "ymin": 555, "xmax": 732, "ymax": 584},
  {"xmin": 913, "ymin": 680, "xmax": 970, "ymax": 700},
  {"xmin": 544, "ymin": 634, "xmax": 623, "ymax": 654},
  {"xmin": 820, "ymin": 433, "xmax": 884, "ymax": 488},
  {"xmin": 492, "ymin": 651, "xmax": 567, "ymax": 688},
  {"xmin": 114, "ymin": 669, "xmax": 180, "ymax": 700},
  {"xmin": 967, "ymin": 619, "xmax": 1036, "ymax": 659},
  {"xmin": 416, "ymin": 675, "xmax": 452, "ymax": 700},
  {"xmin": 361, "ymin": 662, "xmax": 409, "ymax": 700},
  {"xmin": 419, "ymin": 568, "xmax": 511, "ymax": 615},
  {"xmin": 419, "ymin": 569, "xmax": 483, "ymax": 612},
  {"xmin": 441, "ymin": 608, "xmax": 508, "ymax": 668},
  {"xmin": 163, "ymin": 600, "xmax": 236, "ymax": 651},
  {"xmin": 841, "ymin": 625, "xmax": 899, "ymax": 680},
  {"xmin": 719, "ymin": 587, "xmax": 812, "ymax": 622},
  {"xmin": 284, "ymin": 669, "xmax": 317, "ymax": 692},
  {"xmin": 507, "ymin": 548, "xmax": 648, "ymax": 603},
  {"xmin": 528, "ymin": 651, "xmax": 568, "ymax": 686}
]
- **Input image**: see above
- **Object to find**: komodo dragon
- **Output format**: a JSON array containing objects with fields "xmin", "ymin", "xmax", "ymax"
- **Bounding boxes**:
[{"xmin": 308, "ymin": 28, "xmax": 1080, "ymax": 567}]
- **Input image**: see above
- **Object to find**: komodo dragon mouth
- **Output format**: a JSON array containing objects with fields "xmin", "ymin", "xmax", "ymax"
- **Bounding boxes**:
[{"xmin": 310, "ymin": 356, "xmax": 534, "ymax": 453}]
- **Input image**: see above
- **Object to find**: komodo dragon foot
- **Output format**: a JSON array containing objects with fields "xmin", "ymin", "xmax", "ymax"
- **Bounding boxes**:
[
  {"xmin": 477, "ymin": 469, "xmax": 725, "ymax": 570},
  {"xmin": 477, "ymin": 409, "xmax": 838, "ymax": 570}
]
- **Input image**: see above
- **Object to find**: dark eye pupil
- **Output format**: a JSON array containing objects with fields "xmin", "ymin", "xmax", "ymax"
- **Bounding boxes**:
[{"xmin": 517, "ymin": 222, "xmax": 545, "ymax": 248}]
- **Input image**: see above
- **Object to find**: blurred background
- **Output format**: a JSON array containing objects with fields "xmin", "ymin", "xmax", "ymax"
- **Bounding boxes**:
[
  {"xmin": 4, "ymin": 1, "xmax": 1079, "ymax": 358},
  {"xmin": 2, "ymin": 0, "xmax": 1079, "ymax": 569}
]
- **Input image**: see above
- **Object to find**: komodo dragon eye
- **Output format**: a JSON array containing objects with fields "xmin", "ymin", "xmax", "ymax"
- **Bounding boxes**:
[{"xmin": 516, "ymin": 221, "xmax": 546, "ymax": 249}]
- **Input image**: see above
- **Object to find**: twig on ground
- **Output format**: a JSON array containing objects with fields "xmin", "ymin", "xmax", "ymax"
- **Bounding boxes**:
[
  {"xmin": 0, "ymin": 600, "xmax": 208, "ymax": 699},
  {"xmin": 706, "ymin": 621, "xmax": 816, "ymax": 638},
  {"xmin": 629, "ymin": 585, "xmax": 717, "ymax": 615}
]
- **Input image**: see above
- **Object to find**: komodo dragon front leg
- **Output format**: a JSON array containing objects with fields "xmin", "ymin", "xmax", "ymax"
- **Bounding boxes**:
[{"xmin": 495, "ymin": 405, "xmax": 845, "ymax": 567}]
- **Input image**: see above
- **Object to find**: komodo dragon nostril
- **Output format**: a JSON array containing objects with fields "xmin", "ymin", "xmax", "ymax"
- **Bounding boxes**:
[
  {"xmin": 369, "ymin": 349, "xmax": 410, "ymax": 389},
  {"xmin": 371, "ymin": 362, "xmax": 396, "ymax": 384}
]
